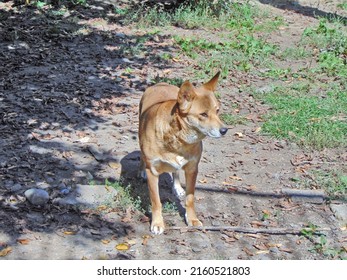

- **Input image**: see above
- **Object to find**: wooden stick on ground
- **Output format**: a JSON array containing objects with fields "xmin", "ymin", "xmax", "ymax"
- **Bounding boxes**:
[{"xmin": 168, "ymin": 226, "xmax": 331, "ymax": 236}]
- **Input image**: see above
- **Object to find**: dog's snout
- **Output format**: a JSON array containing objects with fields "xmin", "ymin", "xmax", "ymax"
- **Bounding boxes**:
[{"xmin": 220, "ymin": 127, "xmax": 228, "ymax": 136}]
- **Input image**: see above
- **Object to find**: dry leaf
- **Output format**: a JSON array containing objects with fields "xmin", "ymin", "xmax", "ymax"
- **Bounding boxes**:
[
  {"xmin": 235, "ymin": 132, "xmax": 244, "ymax": 138},
  {"xmin": 115, "ymin": 243, "xmax": 130, "ymax": 251},
  {"xmin": 17, "ymin": 239, "xmax": 30, "ymax": 245},
  {"xmin": 97, "ymin": 205, "xmax": 108, "ymax": 211},
  {"xmin": 243, "ymin": 247, "xmax": 254, "ymax": 256},
  {"xmin": 101, "ymin": 239, "xmax": 110, "ymax": 245},
  {"xmin": 279, "ymin": 248, "xmax": 293, "ymax": 253},
  {"xmin": 127, "ymin": 239, "xmax": 137, "ymax": 245},
  {"xmin": 229, "ymin": 175, "xmax": 242, "ymax": 181},
  {"xmin": 267, "ymin": 243, "xmax": 282, "ymax": 248},
  {"xmin": 142, "ymin": 235, "xmax": 151, "ymax": 246},
  {"xmin": 340, "ymin": 225, "xmax": 347, "ymax": 231},
  {"xmin": 198, "ymin": 178, "xmax": 208, "ymax": 184},
  {"xmin": 108, "ymin": 162, "xmax": 120, "ymax": 169},
  {"xmin": 64, "ymin": 231, "xmax": 77, "ymax": 235},
  {"xmin": 0, "ymin": 247, "xmax": 12, "ymax": 257},
  {"xmin": 255, "ymin": 250, "xmax": 270, "ymax": 255}
]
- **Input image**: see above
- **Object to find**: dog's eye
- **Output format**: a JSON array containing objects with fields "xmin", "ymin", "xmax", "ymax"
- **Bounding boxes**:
[{"xmin": 200, "ymin": 112, "xmax": 208, "ymax": 118}]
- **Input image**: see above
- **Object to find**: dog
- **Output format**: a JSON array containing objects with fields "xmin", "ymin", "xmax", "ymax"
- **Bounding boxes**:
[{"xmin": 138, "ymin": 72, "xmax": 228, "ymax": 234}]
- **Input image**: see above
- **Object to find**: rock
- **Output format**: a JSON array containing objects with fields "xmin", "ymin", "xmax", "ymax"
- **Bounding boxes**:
[
  {"xmin": 330, "ymin": 203, "xmax": 347, "ymax": 224},
  {"xmin": 25, "ymin": 188, "xmax": 49, "ymax": 206},
  {"xmin": 10, "ymin": 183, "xmax": 23, "ymax": 193}
]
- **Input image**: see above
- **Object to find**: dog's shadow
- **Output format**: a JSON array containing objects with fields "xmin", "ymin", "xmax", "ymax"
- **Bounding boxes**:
[{"xmin": 120, "ymin": 151, "xmax": 186, "ymax": 222}]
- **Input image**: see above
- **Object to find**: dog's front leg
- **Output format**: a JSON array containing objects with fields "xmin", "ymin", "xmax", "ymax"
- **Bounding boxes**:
[
  {"xmin": 146, "ymin": 168, "xmax": 165, "ymax": 234},
  {"xmin": 184, "ymin": 164, "xmax": 203, "ymax": 227}
]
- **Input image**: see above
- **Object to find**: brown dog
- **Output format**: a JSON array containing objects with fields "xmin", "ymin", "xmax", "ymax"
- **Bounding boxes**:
[{"xmin": 138, "ymin": 72, "xmax": 228, "ymax": 234}]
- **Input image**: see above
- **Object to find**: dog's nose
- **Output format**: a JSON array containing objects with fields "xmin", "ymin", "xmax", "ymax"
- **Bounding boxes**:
[{"xmin": 220, "ymin": 127, "xmax": 228, "ymax": 135}]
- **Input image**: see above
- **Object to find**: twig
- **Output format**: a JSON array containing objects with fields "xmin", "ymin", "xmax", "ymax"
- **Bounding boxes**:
[{"xmin": 168, "ymin": 226, "xmax": 331, "ymax": 236}]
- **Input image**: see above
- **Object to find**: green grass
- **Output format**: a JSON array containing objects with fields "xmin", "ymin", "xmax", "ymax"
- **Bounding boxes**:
[
  {"xmin": 221, "ymin": 113, "xmax": 247, "ymax": 126},
  {"xmin": 257, "ymin": 84, "xmax": 347, "ymax": 149},
  {"xmin": 304, "ymin": 171, "xmax": 347, "ymax": 199},
  {"xmin": 174, "ymin": 34, "xmax": 277, "ymax": 76},
  {"xmin": 105, "ymin": 179, "xmax": 144, "ymax": 212},
  {"xmin": 122, "ymin": 1, "xmax": 283, "ymax": 32}
]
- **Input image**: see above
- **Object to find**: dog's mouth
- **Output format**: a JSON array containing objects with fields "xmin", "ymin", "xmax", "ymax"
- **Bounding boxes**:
[{"xmin": 206, "ymin": 127, "xmax": 228, "ymax": 138}]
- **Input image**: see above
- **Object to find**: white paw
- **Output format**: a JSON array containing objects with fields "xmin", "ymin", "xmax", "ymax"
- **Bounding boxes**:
[{"xmin": 151, "ymin": 225, "xmax": 164, "ymax": 235}]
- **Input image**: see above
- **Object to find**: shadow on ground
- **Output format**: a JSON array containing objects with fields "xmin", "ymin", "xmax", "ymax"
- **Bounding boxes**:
[{"xmin": 0, "ymin": 0, "xmax": 176, "ymax": 255}]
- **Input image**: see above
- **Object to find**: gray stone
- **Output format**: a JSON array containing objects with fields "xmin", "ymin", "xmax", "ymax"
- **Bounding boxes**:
[
  {"xmin": 330, "ymin": 203, "xmax": 347, "ymax": 224},
  {"xmin": 25, "ymin": 188, "xmax": 49, "ymax": 206},
  {"xmin": 11, "ymin": 183, "xmax": 23, "ymax": 192}
]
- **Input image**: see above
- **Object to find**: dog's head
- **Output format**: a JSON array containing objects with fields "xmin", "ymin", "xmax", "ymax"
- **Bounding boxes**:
[{"xmin": 177, "ymin": 71, "xmax": 228, "ymax": 139}]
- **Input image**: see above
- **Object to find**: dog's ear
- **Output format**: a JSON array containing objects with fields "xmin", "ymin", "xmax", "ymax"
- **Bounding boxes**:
[
  {"xmin": 178, "ymin": 81, "xmax": 196, "ymax": 113},
  {"xmin": 203, "ymin": 71, "xmax": 220, "ymax": 91}
]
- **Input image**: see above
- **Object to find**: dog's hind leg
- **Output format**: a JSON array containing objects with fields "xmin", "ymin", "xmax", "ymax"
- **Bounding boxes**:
[
  {"xmin": 172, "ymin": 171, "xmax": 185, "ymax": 199},
  {"xmin": 138, "ymin": 154, "xmax": 147, "ymax": 181}
]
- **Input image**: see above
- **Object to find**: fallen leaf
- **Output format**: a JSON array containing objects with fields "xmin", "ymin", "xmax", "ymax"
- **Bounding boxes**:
[
  {"xmin": 108, "ymin": 162, "xmax": 120, "ymax": 169},
  {"xmin": 127, "ymin": 239, "xmax": 137, "ymax": 245},
  {"xmin": 243, "ymin": 247, "xmax": 254, "ymax": 256},
  {"xmin": 17, "ymin": 239, "xmax": 30, "ymax": 245},
  {"xmin": 279, "ymin": 248, "xmax": 293, "ymax": 253},
  {"xmin": 235, "ymin": 132, "xmax": 244, "ymax": 138},
  {"xmin": 198, "ymin": 178, "xmax": 208, "ymax": 184},
  {"xmin": 255, "ymin": 250, "xmax": 270, "ymax": 255},
  {"xmin": 97, "ymin": 205, "xmax": 108, "ymax": 211},
  {"xmin": 222, "ymin": 236, "xmax": 237, "ymax": 244},
  {"xmin": 0, "ymin": 247, "xmax": 12, "ymax": 257},
  {"xmin": 340, "ymin": 225, "xmax": 347, "ymax": 231},
  {"xmin": 267, "ymin": 243, "xmax": 282, "ymax": 248},
  {"xmin": 229, "ymin": 175, "xmax": 242, "ymax": 181},
  {"xmin": 253, "ymin": 243, "xmax": 268, "ymax": 250},
  {"xmin": 115, "ymin": 243, "xmax": 130, "ymax": 251},
  {"xmin": 142, "ymin": 235, "xmax": 151, "ymax": 246},
  {"xmin": 251, "ymin": 221, "xmax": 264, "ymax": 227},
  {"xmin": 64, "ymin": 231, "xmax": 77, "ymax": 235},
  {"xmin": 101, "ymin": 239, "xmax": 111, "ymax": 245}
]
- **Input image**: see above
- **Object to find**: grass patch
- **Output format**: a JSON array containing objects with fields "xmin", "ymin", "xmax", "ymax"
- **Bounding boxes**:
[
  {"xmin": 303, "ymin": 170, "xmax": 347, "ymax": 199},
  {"xmin": 105, "ymin": 179, "xmax": 144, "ymax": 212},
  {"xmin": 174, "ymin": 34, "xmax": 277, "ymax": 76},
  {"xmin": 257, "ymin": 84, "xmax": 347, "ymax": 149},
  {"xmin": 122, "ymin": 1, "xmax": 283, "ymax": 32},
  {"xmin": 221, "ymin": 113, "xmax": 248, "ymax": 126}
]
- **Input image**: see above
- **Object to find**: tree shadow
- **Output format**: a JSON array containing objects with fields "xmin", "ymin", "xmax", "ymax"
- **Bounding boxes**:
[
  {"xmin": 119, "ymin": 151, "xmax": 186, "ymax": 223},
  {"xmin": 258, "ymin": 0, "xmax": 347, "ymax": 24},
  {"xmin": 0, "ymin": 0, "xmax": 182, "ymax": 258}
]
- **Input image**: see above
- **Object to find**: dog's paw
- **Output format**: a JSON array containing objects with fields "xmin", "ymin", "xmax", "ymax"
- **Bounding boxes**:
[
  {"xmin": 150, "ymin": 223, "xmax": 165, "ymax": 235},
  {"xmin": 185, "ymin": 213, "xmax": 203, "ymax": 227}
]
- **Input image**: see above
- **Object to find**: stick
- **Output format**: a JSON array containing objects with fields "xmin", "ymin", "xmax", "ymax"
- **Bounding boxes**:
[{"xmin": 167, "ymin": 226, "xmax": 331, "ymax": 236}]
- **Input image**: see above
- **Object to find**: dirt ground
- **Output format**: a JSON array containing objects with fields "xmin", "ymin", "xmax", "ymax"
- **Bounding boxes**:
[{"xmin": 0, "ymin": 0, "xmax": 346, "ymax": 260}]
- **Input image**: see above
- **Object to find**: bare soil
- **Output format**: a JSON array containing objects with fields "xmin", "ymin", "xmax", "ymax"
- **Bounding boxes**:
[{"xmin": 0, "ymin": 0, "xmax": 346, "ymax": 259}]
